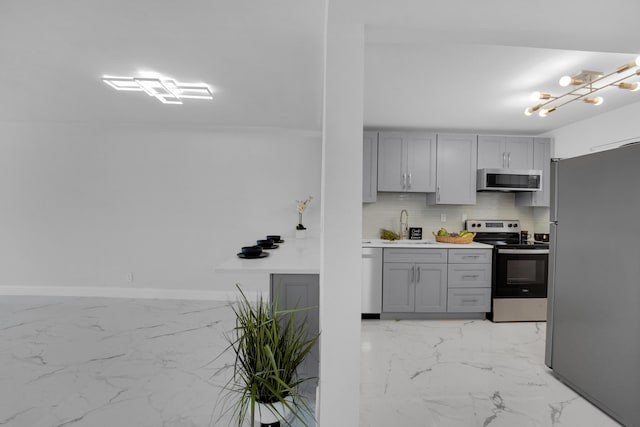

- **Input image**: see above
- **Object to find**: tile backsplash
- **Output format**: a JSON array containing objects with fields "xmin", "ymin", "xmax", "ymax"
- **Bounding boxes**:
[{"xmin": 363, "ymin": 192, "xmax": 550, "ymax": 239}]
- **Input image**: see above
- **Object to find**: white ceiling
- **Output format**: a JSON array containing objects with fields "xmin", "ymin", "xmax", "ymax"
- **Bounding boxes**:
[
  {"xmin": 2, "ymin": 0, "xmax": 640, "ymax": 135},
  {"xmin": 0, "ymin": 0, "xmax": 326, "ymax": 130}
]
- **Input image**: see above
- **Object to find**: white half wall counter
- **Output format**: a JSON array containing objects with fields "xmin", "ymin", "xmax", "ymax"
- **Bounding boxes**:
[{"xmin": 215, "ymin": 237, "xmax": 320, "ymax": 275}]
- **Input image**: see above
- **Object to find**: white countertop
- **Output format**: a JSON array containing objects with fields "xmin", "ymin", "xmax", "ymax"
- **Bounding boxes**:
[
  {"xmin": 216, "ymin": 237, "xmax": 491, "ymax": 275},
  {"xmin": 215, "ymin": 236, "xmax": 320, "ymax": 274},
  {"xmin": 362, "ymin": 239, "xmax": 493, "ymax": 249}
]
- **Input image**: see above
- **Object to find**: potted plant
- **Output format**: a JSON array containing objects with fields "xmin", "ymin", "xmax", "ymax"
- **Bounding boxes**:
[
  {"xmin": 295, "ymin": 196, "xmax": 313, "ymax": 238},
  {"xmin": 220, "ymin": 285, "xmax": 319, "ymax": 427}
]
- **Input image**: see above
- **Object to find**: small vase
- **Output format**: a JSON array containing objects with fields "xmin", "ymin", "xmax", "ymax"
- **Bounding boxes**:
[{"xmin": 296, "ymin": 229, "xmax": 306, "ymax": 239}]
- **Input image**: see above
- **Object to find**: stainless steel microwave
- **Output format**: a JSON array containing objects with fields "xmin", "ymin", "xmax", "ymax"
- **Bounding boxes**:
[{"xmin": 477, "ymin": 168, "xmax": 542, "ymax": 192}]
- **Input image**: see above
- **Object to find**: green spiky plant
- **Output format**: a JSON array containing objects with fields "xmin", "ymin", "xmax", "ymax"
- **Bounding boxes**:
[{"xmin": 222, "ymin": 285, "xmax": 319, "ymax": 427}]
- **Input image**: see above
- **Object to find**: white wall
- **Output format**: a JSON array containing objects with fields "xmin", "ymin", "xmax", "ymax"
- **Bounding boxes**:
[
  {"xmin": 318, "ymin": 0, "xmax": 363, "ymax": 424},
  {"xmin": 0, "ymin": 122, "xmax": 321, "ymax": 298},
  {"xmin": 549, "ymin": 100, "xmax": 640, "ymax": 158}
]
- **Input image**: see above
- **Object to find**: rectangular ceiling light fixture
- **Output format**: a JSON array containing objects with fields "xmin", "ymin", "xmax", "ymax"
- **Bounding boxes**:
[{"xmin": 102, "ymin": 74, "xmax": 214, "ymax": 104}]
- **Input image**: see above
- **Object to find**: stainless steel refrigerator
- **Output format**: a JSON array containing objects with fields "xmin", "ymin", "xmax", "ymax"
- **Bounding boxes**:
[{"xmin": 545, "ymin": 142, "xmax": 640, "ymax": 427}]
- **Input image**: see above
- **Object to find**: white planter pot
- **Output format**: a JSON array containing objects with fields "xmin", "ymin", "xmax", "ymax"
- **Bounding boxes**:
[{"xmin": 257, "ymin": 400, "xmax": 291, "ymax": 425}]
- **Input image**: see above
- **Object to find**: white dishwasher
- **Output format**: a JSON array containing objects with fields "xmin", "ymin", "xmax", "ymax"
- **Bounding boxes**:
[{"xmin": 361, "ymin": 247, "xmax": 382, "ymax": 317}]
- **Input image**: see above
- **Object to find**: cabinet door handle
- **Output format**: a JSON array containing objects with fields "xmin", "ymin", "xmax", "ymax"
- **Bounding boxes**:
[
  {"xmin": 410, "ymin": 265, "xmax": 415, "ymax": 282},
  {"xmin": 416, "ymin": 266, "xmax": 420, "ymax": 282},
  {"xmin": 508, "ymin": 152, "xmax": 511, "ymax": 168},
  {"xmin": 402, "ymin": 173, "xmax": 407, "ymax": 188},
  {"xmin": 502, "ymin": 152, "xmax": 506, "ymax": 168},
  {"xmin": 437, "ymin": 186, "xmax": 441, "ymax": 202},
  {"xmin": 462, "ymin": 274, "xmax": 479, "ymax": 279},
  {"xmin": 463, "ymin": 255, "xmax": 480, "ymax": 259},
  {"xmin": 408, "ymin": 173, "xmax": 412, "ymax": 187},
  {"xmin": 461, "ymin": 299, "xmax": 478, "ymax": 303}
]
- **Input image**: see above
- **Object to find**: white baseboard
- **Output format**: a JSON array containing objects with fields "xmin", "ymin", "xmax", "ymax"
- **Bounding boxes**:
[{"xmin": 0, "ymin": 286, "xmax": 258, "ymax": 302}]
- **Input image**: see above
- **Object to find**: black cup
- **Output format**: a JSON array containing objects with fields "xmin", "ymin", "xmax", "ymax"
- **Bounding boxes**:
[
  {"xmin": 257, "ymin": 239, "xmax": 275, "ymax": 248},
  {"xmin": 241, "ymin": 246, "xmax": 263, "ymax": 256},
  {"xmin": 266, "ymin": 235, "xmax": 281, "ymax": 242}
]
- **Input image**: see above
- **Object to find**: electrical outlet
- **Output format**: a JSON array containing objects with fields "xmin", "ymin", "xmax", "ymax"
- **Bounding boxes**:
[{"xmin": 440, "ymin": 213, "xmax": 447, "ymax": 222}]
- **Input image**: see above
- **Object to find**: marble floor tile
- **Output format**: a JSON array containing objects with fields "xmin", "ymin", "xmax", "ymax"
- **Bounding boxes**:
[
  {"xmin": 0, "ymin": 296, "xmax": 254, "ymax": 427},
  {"xmin": 360, "ymin": 319, "xmax": 622, "ymax": 427},
  {"xmin": 0, "ymin": 296, "xmax": 622, "ymax": 427}
]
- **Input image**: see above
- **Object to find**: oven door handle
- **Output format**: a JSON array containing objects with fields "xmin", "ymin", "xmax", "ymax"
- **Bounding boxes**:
[{"xmin": 497, "ymin": 249, "xmax": 549, "ymax": 254}]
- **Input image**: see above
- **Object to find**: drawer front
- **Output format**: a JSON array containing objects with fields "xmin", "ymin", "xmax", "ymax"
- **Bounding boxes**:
[
  {"xmin": 448, "ymin": 249, "xmax": 493, "ymax": 264},
  {"xmin": 384, "ymin": 248, "xmax": 448, "ymax": 264},
  {"xmin": 447, "ymin": 288, "xmax": 491, "ymax": 312},
  {"xmin": 447, "ymin": 264, "xmax": 491, "ymax": 288}
]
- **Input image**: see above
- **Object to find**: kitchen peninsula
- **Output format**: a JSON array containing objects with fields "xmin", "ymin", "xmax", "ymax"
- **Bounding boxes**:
[
  {"xmin": 216, "ymin": 236, "xmax": 320, "ymax": 275},
  {"xmin": 216, "ymin": 236, "xmax": 320, "ymax": 380}
]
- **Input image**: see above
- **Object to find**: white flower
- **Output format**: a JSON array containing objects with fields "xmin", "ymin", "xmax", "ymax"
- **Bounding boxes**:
[{"xmin": 296, "ymin": 196, "xmax": 313, "ymax": 214}]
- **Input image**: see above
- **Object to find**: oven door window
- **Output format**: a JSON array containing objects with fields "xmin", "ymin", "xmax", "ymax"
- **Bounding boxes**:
[{"xmin": 495, "ymin": 253, "xmax": 548, "ymax": 297}]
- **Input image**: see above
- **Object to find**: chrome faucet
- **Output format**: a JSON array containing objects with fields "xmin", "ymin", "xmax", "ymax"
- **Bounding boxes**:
[{"xmin": 400, "ymin": 209, "xmax": 409, "ymax": 240}]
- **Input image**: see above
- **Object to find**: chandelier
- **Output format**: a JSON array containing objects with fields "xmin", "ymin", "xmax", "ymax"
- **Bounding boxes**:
[{"xmin": 524, "ymin": 56, "xmax": 640, "ymax": 117}]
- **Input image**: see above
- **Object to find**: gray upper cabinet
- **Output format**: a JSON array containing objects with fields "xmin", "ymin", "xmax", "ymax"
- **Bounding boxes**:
[
  {"xmin": 426, "ymin": 133, "xmax": 477, "ymax": 205},
  {"xmin": 515, "ymin": 137, "xmax": 551, "ymax": 207},
  {"xmin": 362, "ymin": 131, "xmax": 378, "ymax": 203},
  {"xmin": 477, "ymin": 135, "xmax": 534, "ymax": 169},
  {"xmin": 377, "ymin": 131, "xmax": 436, "ymax": 192}
]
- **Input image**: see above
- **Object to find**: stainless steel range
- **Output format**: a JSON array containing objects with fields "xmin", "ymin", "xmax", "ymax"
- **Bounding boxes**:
[{"xmin": 466, "ymin": 219, "xmax": 549, "ymax": 322}]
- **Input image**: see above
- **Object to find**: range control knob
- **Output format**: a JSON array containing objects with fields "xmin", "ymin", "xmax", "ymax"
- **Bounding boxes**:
[
  {"xmin": 508, "ymin": 224, "xmax": 513, "ymax": 228},
  {"xmin": 512, "ymin": 223, "xmax": 519, "ymax": 228}
]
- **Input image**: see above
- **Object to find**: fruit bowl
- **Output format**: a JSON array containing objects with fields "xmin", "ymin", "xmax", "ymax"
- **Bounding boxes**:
[{"xmin": 432, "ymin": 232, "xmax": 476, "ymax": 244}]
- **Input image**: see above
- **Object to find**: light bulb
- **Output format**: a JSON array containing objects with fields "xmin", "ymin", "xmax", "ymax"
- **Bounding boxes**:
[
  {"xmin": 559, "ymin": 76, "xmax": 583, "ymax": 87},
  {"xmin": 530, "ymin": 91, "xmax": 541, "ymax": 101},
  {"xmin": 539, "ymin": 106, "xmax": 556, "ymax": 117},
  {"xmin": 584, "ymin": 97, "xmax": 604, "ymax": 106},
  {"xmin": 559, "ymin": 76, "xmax": 572, "ymax": 87},
  {"xmin": 617, "ymin": 82, "xmax": 640, "ymax": 91},
  {"xmin": 524, "ymin": 104, "xmax": 542, "ymax": 116}
]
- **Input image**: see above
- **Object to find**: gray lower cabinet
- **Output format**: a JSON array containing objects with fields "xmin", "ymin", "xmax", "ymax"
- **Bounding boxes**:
[
  {"xmin": 447, "ymin": 249, "xmax": 492, "ymax": 312},
  {"xmin": 382, "ymin": 248, "xmax": 492, "ymax": 315},
  {"xmin": 270, "ymin": 274, "xmax": 319, "ymax": 383},
  {"xmin": 447, "ymin": 288, "xmax": 491, "ymax": 312},
  {"xmin": 382, "ymin": 249, "xmax": 448, "ymax": 313}
]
